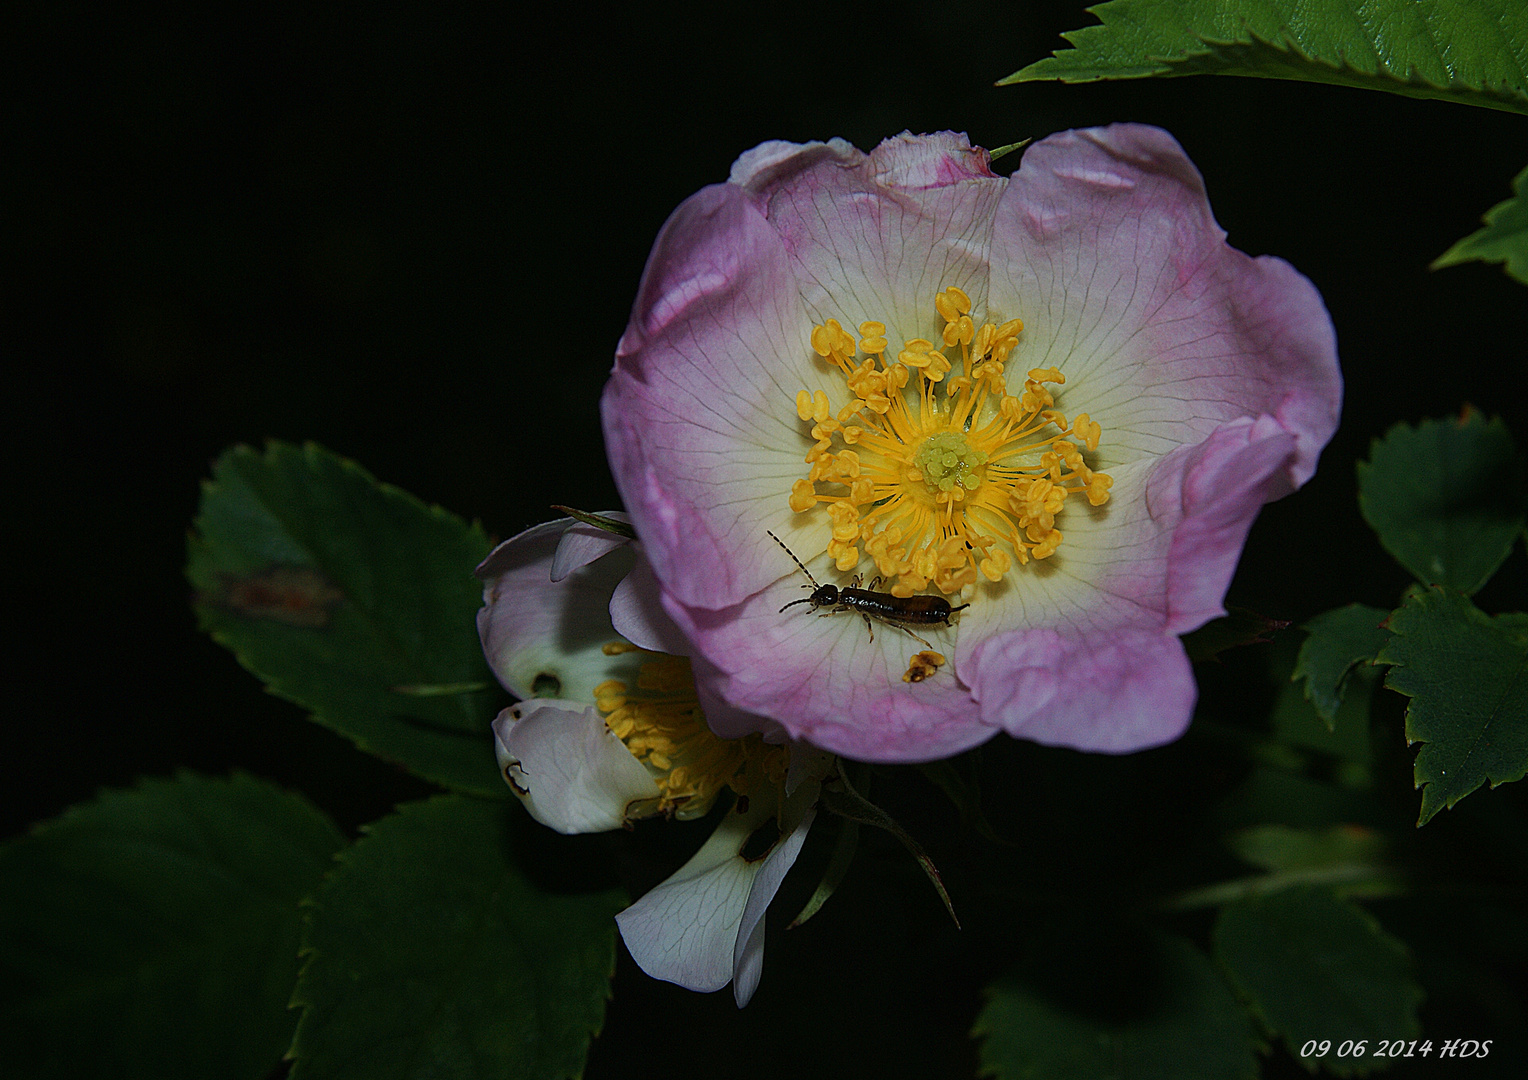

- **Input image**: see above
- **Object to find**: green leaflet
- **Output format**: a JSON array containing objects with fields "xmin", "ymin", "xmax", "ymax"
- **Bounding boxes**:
[
  {"xmin": 973, "ymin": 931, "xmax": 1256, "ymax": 1080},
  {"xmin": 1215, "ymin": 888, "xmax": 1422, "ymax": 1076},
  {"xmin": 1357, "ymin": 413, "xmax": 1525, "ymax": 596},
  {"xmin": 1434, "ymin": 164, "xmax": 1528, "ymax": 285},
  {"xmin": 1293, "ymin": 604, "xmax": 1391, "ymax": 728},
  {"xmin": 0, "ymin": 773, "xmax": 345, "ymax": 1080},
  {"xmin": 187, "ymin": 442, "xmax": 504, "ymax": 795},
  {"xmin": 1379, "ymin": 587, "xmax": 1528, "ymax": 826},
  {"xmin": 1004, "ymin": 0, "xmax": 1528, "ymax": 117},
  {"xmin": 289, "ymin": 795, "xmax": 626, "ymax": 1080}
]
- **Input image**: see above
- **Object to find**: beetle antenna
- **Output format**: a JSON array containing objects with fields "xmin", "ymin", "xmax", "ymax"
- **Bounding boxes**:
[
  {"xmin": 778, "ymin": 596, "xmax": 817, "ymax": 613},
  {"xmin": 766, "ymin": 530, "xmax": 819, "ymax": 588}
]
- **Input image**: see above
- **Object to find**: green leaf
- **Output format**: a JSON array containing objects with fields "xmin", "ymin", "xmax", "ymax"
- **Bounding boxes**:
[
  {"xmin": 1272, "ymin": 638, "xmax": 1374, "ymax": 767},
  {"xmin": 187, "ymin": 442, "xmax": 504, "ymax": 795},
  {"xmin": 290, "ymin": 795, "xmax": 625, "ymax": 1080},
  {"xmin": 1228, "ymin": 824, "xmax": 1388, "ymax": 875},
  {"xmin": 1004, "ymin": 0, "xmax": 1528, "ymax": 117},
  {"xmin": 1357, "ymin": 413, "xmax": 1525, "ymax": 594},
  {"xmin": 1378, "ymin": 586, "xmax": 1528, "ymax": 826},
  {"xmin": 1293, "ymin": 605, "xmax": 1391, "ymax": 728},
  {"xmin": 1214, "ymin": 888, "xmax": 1422, "ymax": 1076},
  {"xmin": 1434, "ymin": 164, "xmax": 1528, "ymax": 285},
  {"xmin": 0, "ymin": 772, "xmax": 345, "ymax": 1080},
  {"xmin": 974, "ymin": 932, "xmax": 1256, "ymax": 1080}
]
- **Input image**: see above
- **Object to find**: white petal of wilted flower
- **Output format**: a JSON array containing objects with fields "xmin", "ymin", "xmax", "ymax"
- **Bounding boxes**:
[
  {"xmin": 615, "ymin": 772, "xmax": 819, "ymax": 1007},
  {"xmin": 476, "ymin": 517, "xmax": 830, "ymax": 1005},
  {"xmin": 491, "ymin": 699, "xmax": 660, "ymax": 834}
]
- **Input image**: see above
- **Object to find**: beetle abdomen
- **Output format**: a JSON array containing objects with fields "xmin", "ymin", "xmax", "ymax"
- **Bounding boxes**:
[{"xmin": 840, "ymin": 589, "xmax": 958, "ymax": 625}]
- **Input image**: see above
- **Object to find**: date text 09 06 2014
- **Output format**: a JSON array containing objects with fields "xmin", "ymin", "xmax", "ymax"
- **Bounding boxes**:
[{"xmin": 1300, "ymin": 1040, "xmax": 1492, "ymax": 1060}]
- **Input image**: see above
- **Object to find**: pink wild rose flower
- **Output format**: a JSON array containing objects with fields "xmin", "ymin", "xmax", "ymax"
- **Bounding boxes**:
[{"xmin": 600, "ymin": 125, "xmax": 1341, "ymax": 762}]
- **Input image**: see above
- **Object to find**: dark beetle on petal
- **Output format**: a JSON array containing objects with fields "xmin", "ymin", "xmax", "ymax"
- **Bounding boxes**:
[{"xmin": 767, "ymin": 531, "xmax": 967, "ymax": 648}]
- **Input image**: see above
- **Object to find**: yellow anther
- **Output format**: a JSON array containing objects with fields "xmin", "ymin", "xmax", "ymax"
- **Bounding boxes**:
[
  {"xmin": 899, "ymin": 339, "xmax": 934, "ymax": 367},
  {"xmin": 858, "ymin": 321, "xmax": 889, "ymax": 354},
  {"xmin": 942, "ymin": 315, "xmax": 974, "ymax": 348},
  {"xmin": 979, "ymin": 548, "xmax": 1012, "ymax": 582},
  {"xmin": 1073, "ymin": 413, "xmax": 1101, "ymax": 451},
  {"xmin": 935, "ymin": 286, "xmax": 972, "ymax": 321},
  {"xmin": 789, "ymin": 479, "xmax": 816, "ymax": 512},
  {"xmin": 1027, "ymin": 366, "xmax": 1064, "ymax": 384}
]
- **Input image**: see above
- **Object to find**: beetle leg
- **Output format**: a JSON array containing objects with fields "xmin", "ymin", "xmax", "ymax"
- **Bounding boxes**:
[{"xmin": 886, "ymin": 619, "xmax": 933, "ymax": 650}]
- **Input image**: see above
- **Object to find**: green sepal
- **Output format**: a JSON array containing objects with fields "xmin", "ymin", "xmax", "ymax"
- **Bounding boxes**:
[
  {"xmin": 0, "ymin": 772, "xmax": 345, "ymax": 1080},
  {"xmin": 549, "ymin": 505, "xmax": 637, "ymax": 539},
  {"xmin": 1003, "ymin": 0, "xmax": 1528, "ymax": 118},
  {"xmin": 917, "ymin": 756, "xmax": 1007, "ymax": 846},
  {"xmin": 1378, "ymin": 586, "xmax": 1528, "ymax": 826},
  {"xmin": 986, "ymin": 138, "xmax": 1031, "ymax": 163},
  {"xmin": 818, "ymin": 764, "xmax": 959, "ymax": 928},
  {"xmin": 1183, "ymin": 606, "xmax": 1287, "ymax": 664},
  {"xmin": 1214, "ymin": 887, "xmax": 1422, "ymax": 1076},
  {"xmin": 1433, "ymin": 164, "xmax": 1528, "ymax": 285},
  {"xmin": 1357, "ymin": 413, "xmax": 1524, "ymax": 595},
  {"xmin": 289, "ymin": 795, "xmax": 626, "ymax": 1080},
  {"xmin": 187, "ymin": 441, "xmax": 504, "ymax": 795},
  {"xmin": 1292, "ymin": 605, "xmax": 1391, "ymax": 728},
  {"xmin": 787, "ymin": 817, "xmax": 859, "ymax": 929}
]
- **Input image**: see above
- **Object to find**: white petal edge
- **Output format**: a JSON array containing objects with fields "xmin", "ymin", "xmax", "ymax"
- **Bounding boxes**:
[
  {"xmin": 550, "ymin": 511, "xmax": 633, "ymax": 581},
  {"xmin": 731, "ymin": 779, "xmax": 819, "ymax": 1007},
  {"xmin": 616, "ymin": 779, "xmax": 818, "ymax": 1005},
  {"xmin": 491, "ymin": 700, "xmax": 658, "ymax": 834}
]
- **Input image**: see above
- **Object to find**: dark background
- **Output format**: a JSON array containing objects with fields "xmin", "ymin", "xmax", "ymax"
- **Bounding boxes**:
[{"xmin": 8, "ymin": 2, "xmax": 1527, "ymax": 1077}]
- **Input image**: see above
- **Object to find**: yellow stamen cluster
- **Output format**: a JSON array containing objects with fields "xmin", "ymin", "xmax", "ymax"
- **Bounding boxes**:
[
  {"xmin": 594, "ymin": 642, "xmax": 786, "ymax": 819},
  {"xmin": 790, "ymin": 286, "xmax": 1112, "ymax": 597}
]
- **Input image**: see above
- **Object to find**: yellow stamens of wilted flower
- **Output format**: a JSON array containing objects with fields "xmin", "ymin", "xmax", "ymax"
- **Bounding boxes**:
[
  {"xmin": 595, "ymin": 642, "xmax": 786, "ymax": 819},
  {"xmin": 790, "ymin": 286, "xmax": 1112, "ymax": 597}
]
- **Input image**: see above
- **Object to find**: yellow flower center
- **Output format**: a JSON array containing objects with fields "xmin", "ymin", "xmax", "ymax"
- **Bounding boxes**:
[
  {"xmin": 789, "ymin": 286, "xmax": 1112, "ymax": 597},
  {"xmin": 595, "ymin": 643, "xmax": 786, "ymax": 819}
]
